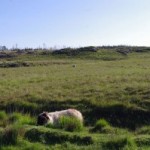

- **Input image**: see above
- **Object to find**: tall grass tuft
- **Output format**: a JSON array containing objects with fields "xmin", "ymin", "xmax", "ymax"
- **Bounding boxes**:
[
  {"xmin": 0, "ymin": 125, "xmax": 19, "ymax": 146},
  {"xmin": 57, "ymin": 116, "xmax": 83, "ymax": 132},
  {"xmin": 136, "ymin": 126, "xmax": 150, "ymax": 135},
  {"xmin": 91, "ymin": 118, "xmax": 110, "ymax": 132},
  {"xmin": 0, "ymin": 111, "xmax": 7, "ymax": 127},
  {"xmin": 8, "ymin": 112, "xmax": 35, "ymax": 125},
  {"xmin": 0, "ymin": 111, "xmax": 7, "ymax": 120}
]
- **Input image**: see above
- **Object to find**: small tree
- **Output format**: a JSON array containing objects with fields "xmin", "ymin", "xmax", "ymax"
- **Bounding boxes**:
[{"xmin": 0, "ymin": 46, "xmax": 7, "ymax": 51}]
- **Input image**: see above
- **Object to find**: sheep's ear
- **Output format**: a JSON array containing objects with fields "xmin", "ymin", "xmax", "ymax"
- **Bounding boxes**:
[
  {"xmin": 45, "ymin": 114, "xmax": 49, "ymax": 120},
  {"xmin": 42, "ymin": 112, "xmax": 49, "ymax": 120}
]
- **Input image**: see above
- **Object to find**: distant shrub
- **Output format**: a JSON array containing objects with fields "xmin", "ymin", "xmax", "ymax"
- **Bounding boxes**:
[
  {"xmin": 91, "ymin": 119, "xmax": 110, "ymax": 132},
  {"xmin": 57, "ymin": 116, "xmax": 83, "ymax": 132},
  {"xmin": 102, "ymin": 136, "xmax": 137, "ymax": 150}
]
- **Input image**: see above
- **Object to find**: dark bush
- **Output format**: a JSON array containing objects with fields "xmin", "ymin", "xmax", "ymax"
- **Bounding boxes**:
[{"xmin": 52, "ymin": 46, "xmax": 97, "ymax": 56}]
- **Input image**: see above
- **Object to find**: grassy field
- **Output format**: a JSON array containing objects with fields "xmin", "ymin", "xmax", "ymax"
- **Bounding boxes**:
[{"xmin": 0, "ymin": 47, "xmax": 150, "ymax": 149}]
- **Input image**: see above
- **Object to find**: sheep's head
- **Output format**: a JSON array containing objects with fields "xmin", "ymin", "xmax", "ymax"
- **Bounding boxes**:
[{"xmin": 37, "ymin": 112, "xmax": 49, "ymax": 125}]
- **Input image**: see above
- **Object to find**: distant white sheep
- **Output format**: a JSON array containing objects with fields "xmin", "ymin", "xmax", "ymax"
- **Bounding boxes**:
[
  {"xmin": 37, "ymin": 109, "xmax": 83, "ymax": 126},
  {"xmin": 72, "ymin": 64, "xmax": 76, "ymax": 68}
]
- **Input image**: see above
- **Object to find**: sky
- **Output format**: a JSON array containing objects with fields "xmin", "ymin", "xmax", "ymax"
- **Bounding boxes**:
[{"xmin": 0, "ymin": 0, "xmax": 150, "ymax": 49}]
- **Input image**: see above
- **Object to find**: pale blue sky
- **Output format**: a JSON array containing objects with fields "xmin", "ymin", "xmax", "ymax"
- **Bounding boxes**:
[{"xmin": 0, "ymin": 0, "xmax": 150, "ymax": 48}]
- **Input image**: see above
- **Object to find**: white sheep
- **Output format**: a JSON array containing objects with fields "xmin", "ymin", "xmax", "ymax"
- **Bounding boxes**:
[
  {"xmin": 72, "ymin": 64, "xmax": 76, "ymax": 68},
  {"xmin": 37, "ymin": 109, "xmax": 83, "ymax": 126}
]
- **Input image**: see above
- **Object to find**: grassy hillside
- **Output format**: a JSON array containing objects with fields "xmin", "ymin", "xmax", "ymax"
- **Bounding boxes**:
[{"xmin": 0, "ymin": 47, "xmax": 150, "ymax": 149}]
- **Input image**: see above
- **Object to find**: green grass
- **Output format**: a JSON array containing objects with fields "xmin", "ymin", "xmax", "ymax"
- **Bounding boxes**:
[
  {"xmin": 0, "ymin": 125, "xmax": 19, "ymax": 146},
  {"xmin": 0, "ymin": 51, "xmax": 149, "ymax": 107},
  {"xmin": 24, "ymin": 126, "xmax": 93, "ymax": 145},
  {"xmin": 8, "ymin": 112, "xmax": 36, "ymax": 125},
  {"xmin": 136, "ymin": 126, "xmax": 150, "ymax": 135},
  {"xmin": 57, "ymin": 116, "xmax": 83, "ymax": 132},
  {"xmin": 91, "ymin": 119, "xmax": 110, "ymax": 132},
  {"xmin": 102, "ymin": 136, "xmax": 137, "ymax": 150},
  {"xmin": 0, "ymin": 48, "xmax": 150, "ymax": 149},
  {"xmin": 0, "ymin": 111, "xmax": 7, "ymax": 120}
]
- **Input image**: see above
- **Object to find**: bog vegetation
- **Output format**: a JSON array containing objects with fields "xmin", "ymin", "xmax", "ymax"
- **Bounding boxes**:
[{"xmin": 0, "ymin": 46, "xmax": 150, "ymax": 149}]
